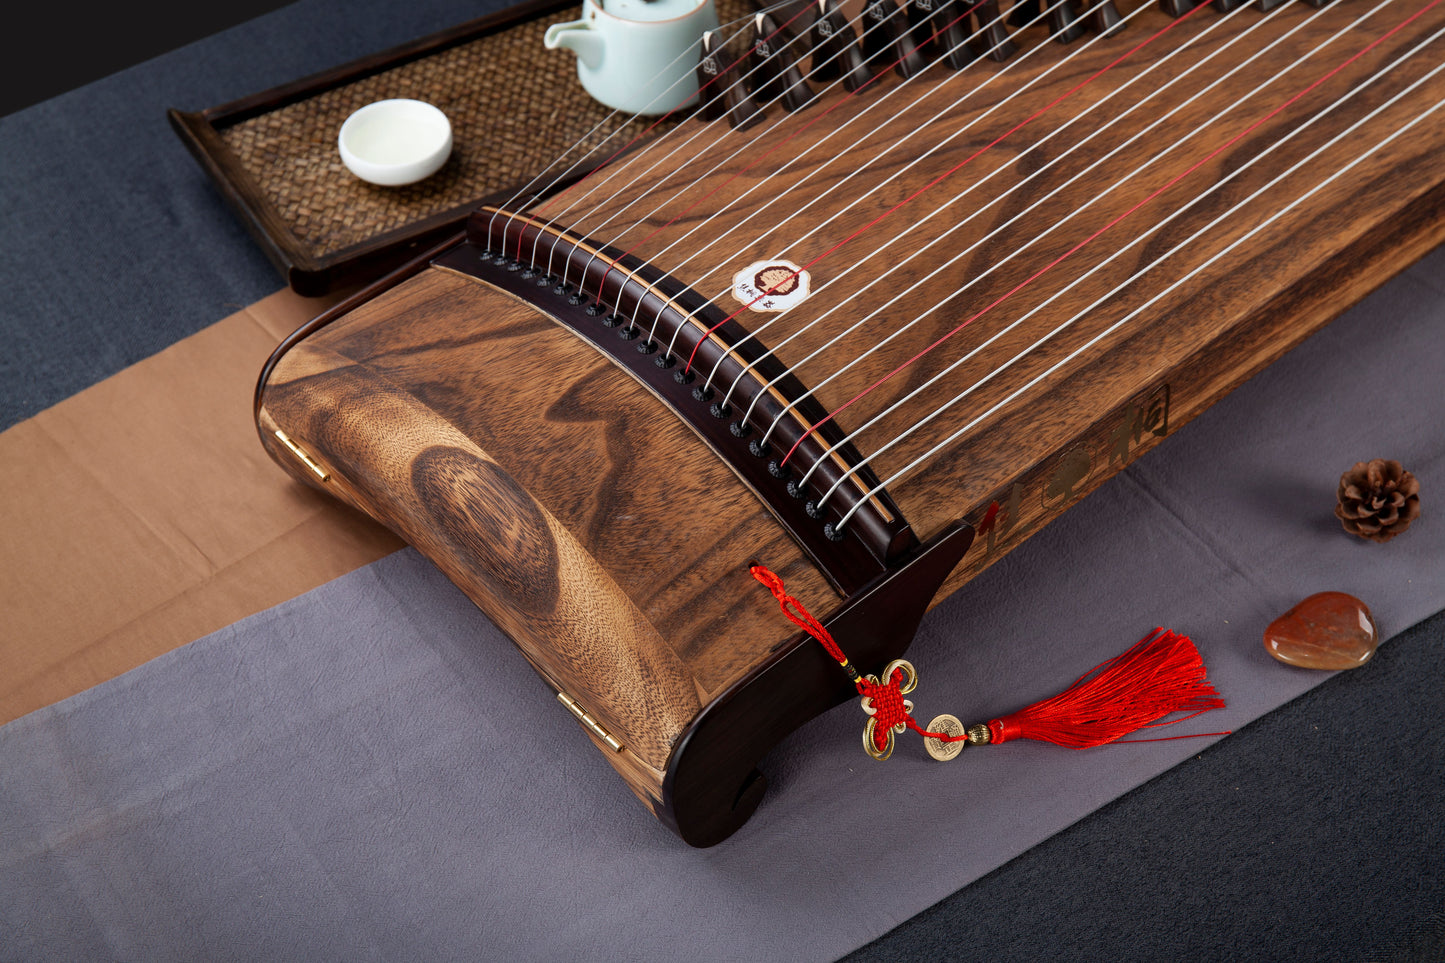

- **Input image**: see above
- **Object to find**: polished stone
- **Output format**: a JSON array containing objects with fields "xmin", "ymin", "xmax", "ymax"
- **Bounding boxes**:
[{"xmin": 1264, "ymin": 592, "xmax": 1378, "ymax": 670}]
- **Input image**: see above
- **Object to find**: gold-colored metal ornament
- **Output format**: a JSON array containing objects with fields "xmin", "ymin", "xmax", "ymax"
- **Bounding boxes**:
[
  {"xmin": 922, "ymin": 713, "xmax": 967, "ymax": 761},
  {"xmin": 859, "ymin": 659, "xmax": 918, "ymax": 761},
  {"xmin": 862, "ymin": 716, "xmax": 895, "ymax": 761},
  {"xmin": 880, "ymin": 659, "xmax": 918, "ymax": 694}
]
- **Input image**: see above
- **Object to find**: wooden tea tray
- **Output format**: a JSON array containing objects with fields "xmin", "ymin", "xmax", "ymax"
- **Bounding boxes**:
[{"xmin": 169, "ymin": 0, "xmax": 749, "ymax": 295}]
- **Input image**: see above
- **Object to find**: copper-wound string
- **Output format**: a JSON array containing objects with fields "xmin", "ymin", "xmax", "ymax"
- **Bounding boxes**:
[
  {"xmin": 729, "ymin": 0, "xmax": 1276, "ymax": 428},
  {"xmin": 787, "ymin": 0, "xmax": 1423, "ymax": 480},
  {"xmin": 828, "ymin": 36, "xmax": 1445, "ymax": 528},
  {"xmin": 656, "ymin": 0, "xmax": 1155, "ymax": 357}
]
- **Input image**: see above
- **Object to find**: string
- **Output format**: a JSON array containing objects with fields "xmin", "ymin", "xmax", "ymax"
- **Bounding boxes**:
[
  {"xmin": 676, "ymin": 0, "xmax": 1214, "ymax": 375},
  {"xmin": 483, "ymin": 2, "xmax": 774, "ymax": 252},
  {"xmin": 818, "ymin": 2, "xmax": 1439, "ymax": 511},
  {"xmin": 832, "ymin": 36, "xmax": 1445, "ymax": 529},
  {"xmin": 642, "ymin": 0, "xmax": 1120, "ymax": 351},
  {"xmin": 561, "ymin": 1, "xmax": 950, "ymax": 297},
  {"xmin": 543, "ymin": 2, "xmax": 906, "ymax": 284},
  {"xmin": 509, "ymin": 0, "xmax": 809, "ymax": 228},
  {"xmin": 674, "ymin": 0, "xmax": 1148, "ymax": 366},
  {"xmin": 787, "ymin": 0, "xmax": 1433, "ymax": 475},
  {"xmin": 603, "ymin": 0, "xmax": 1075, "ymax": 336},
  {"xmin": 777, "ymin": 0, "xmax": 1345, "ymax": 476},
  {"xmin": 728, "ymin": 0, "xmax": 1277, "ymax": 430},
  {"xmin": 498, "ymin": 0, "xmax": 820, "ymax": 262}
]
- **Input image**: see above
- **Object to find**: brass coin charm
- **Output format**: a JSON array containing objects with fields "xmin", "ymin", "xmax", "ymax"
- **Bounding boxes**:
[{"xmin": 923, "ymin": 714, "xmax": 967, "ymax": 761}]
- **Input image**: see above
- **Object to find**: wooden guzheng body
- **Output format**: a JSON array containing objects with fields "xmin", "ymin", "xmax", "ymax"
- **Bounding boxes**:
[{"xmin": 256, "ymin": 0, "xmax": 1445, "ymax": 844}]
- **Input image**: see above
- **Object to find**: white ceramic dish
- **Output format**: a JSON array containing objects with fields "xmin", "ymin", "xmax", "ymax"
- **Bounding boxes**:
[{"xmin": 337, "ymin": 99, "xmax": 452, "ymax": 187}]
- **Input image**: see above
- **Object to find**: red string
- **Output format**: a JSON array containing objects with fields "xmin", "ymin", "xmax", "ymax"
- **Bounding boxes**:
[
  {"xmin": 777, "ymin": 0, "xmax": 1439, "ymax": 467},
  {"xmin": 597, "ymin": 1, "xmax": 990, "ymax": 314},
  {"xmin": 750, "ymin": 564, "xmax": 851, "ymax": 666},
  {"xmin": 694, "ymin": 1, "xmax": 1213, "ymax": 379},
  {"xmin": 751, "ymin": 566, "xmax": 1229, "ymax": 755}
]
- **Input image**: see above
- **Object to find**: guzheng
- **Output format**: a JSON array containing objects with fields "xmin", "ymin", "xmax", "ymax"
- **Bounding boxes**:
[{"xmin": 255, "ymin": 0, "xmax": 1445, "ymax": 845}]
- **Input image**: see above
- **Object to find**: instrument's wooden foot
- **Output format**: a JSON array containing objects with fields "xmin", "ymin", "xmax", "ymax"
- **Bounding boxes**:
[{"xmin": 663, "ymin": 521, "xmax": 977, "ymax": 846}]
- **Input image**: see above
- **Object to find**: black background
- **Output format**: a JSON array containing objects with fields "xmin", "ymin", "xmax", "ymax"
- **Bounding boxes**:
[{"xmin": 0, "ymin": 1, "xmax": 295, "ymax": 119}]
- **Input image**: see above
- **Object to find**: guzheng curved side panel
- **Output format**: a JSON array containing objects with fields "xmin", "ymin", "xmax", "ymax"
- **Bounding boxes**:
[{"xmin": 255, "ymin": 266, "xmax": 859, "ymax": 824}]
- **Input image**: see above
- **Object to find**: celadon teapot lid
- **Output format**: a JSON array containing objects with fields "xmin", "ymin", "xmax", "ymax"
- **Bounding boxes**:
[{"xmin": 595, "ymin": 0, "xmax": 710, "ymax": 22}]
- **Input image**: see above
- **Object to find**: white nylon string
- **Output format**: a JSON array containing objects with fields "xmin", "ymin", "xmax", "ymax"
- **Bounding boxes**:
[
  {"xmin": 490, "ymin": 0, "xmax": 806, "ymax": 254},
  {"xmin": 830, "ymin": 37, "xmax": 1445, "ymax": 529},
  {"xmin": 539, "ymin": 3, "xmax": 898, "ymax": 278},
  {"xmin": 729, "ymin": 0, "xmax": 1278, "ymax": 432},
  {"xmin": 485, "ymin": 2, "xmax": 773, "ymax": 245},
  {"xmin": 556, "ymin": 2, "xmax": 924, "ymax": 289},
  {"xmin": 572, "ymin": 0, "xmax": 1067, "ymax": 309},
  {"xmin": 528, "ymin": 0, "xmax": 937, "ymax": 273},
  {"xmin": 660, "ymin": 0, "xmax": 1145, "ymax": 356},
  {"xmin": 804, "ymin": 0, "xmax": 1407, "ymax": 498},
  {"xmin": 773, "ymin": 0, "xmax": 1349, "ymax": 463}
]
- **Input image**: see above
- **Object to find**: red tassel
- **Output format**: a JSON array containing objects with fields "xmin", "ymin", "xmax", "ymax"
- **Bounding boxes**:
[{"xmin": 987, "ymin": 628, "xmax": 1227, "ymax": 749}]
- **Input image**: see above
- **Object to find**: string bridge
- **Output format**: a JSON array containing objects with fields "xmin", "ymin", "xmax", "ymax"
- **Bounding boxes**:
[{"xmin": 433, "ymin": 207, "xmax": 918, "ymax": 595}]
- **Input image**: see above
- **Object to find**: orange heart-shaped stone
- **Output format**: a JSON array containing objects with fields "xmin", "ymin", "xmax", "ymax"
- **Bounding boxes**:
[{"xmin": 1264, "ymin": 592, "xmax": 1378, "ymax": 670}]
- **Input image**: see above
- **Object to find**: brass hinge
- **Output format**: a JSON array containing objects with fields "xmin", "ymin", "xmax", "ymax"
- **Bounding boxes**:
[
  {"xmin": 556, "ymin": 691, "xmax": 624, "ymax": 752},
  {"xmin": 273, "ymin": 429, "xmax": 330, "ymax": 482}
]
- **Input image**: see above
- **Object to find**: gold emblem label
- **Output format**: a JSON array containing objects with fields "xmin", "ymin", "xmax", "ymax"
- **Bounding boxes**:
[
  {"xmin": 923, "ymin": 714, "xmax": 967, "ymax": 761},
  {"xmin": 732, "ymin": 259, "xmax": 811, "ymax": 312}
]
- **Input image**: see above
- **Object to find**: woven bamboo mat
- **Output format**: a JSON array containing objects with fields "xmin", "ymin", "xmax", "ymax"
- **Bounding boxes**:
[{"xmin": 220, "ymin": 0, "xmax": 752, "ymax": 260}]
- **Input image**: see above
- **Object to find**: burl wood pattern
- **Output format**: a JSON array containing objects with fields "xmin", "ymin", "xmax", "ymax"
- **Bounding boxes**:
[
  {"xmin": 258, "ymin": 270, "xmax": 833, "ymax": 808},
  {"xmin": 259, "ymin": 1, "xmax": 1445, "ymax": 840}
]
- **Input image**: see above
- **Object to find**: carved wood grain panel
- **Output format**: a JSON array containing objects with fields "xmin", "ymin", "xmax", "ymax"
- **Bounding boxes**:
[{"xmin": 259, "ymin": 270, "xmax": 843, "ymax": 750}]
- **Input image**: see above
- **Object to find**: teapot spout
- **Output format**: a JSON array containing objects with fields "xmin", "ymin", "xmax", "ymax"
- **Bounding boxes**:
[{"xmin": 544, "ymin": 20, "xmax": 605, "ymax": 70}]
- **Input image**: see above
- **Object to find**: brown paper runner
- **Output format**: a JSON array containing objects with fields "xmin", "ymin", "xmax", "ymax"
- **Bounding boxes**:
[{"xmin": 0, "ymin": 291, "xmax": 402, "ymax": 724}]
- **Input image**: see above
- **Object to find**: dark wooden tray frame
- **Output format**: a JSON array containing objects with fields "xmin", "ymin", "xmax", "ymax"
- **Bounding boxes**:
[{"xmin": 167, "ymin": 0, "xmax": 591, "ymax": 296}]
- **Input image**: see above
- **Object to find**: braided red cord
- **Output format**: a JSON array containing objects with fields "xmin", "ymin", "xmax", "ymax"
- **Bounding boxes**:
[
  {"xmin": 752, "ymin": 566, "xmax": 943, "ymax": 751},
  {"xmin": 749, "ymin": 565, "xmax": 850, "ymax": 666}
]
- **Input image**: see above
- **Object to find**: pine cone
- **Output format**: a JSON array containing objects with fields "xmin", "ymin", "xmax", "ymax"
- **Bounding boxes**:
[{"xmin": 1334, "ymin": 459, "xmax": 1420, "ymax": 543}]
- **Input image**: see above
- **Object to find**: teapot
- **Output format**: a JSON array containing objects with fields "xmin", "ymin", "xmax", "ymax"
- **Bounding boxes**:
[{"xmin": 544, "ymin": 0, "xmax": 719, "ymax": 116}]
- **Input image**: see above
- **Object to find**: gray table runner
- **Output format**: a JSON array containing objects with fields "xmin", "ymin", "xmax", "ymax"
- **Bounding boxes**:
[{"xmin": 4, "ymin": 247, "xmax": 1441, "ymax": 961}]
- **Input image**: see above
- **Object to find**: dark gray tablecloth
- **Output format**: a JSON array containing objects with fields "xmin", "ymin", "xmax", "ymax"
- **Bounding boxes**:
[{"xmin": 1, "ymin": 1, "xmax": 1442, "ymax": 959}]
